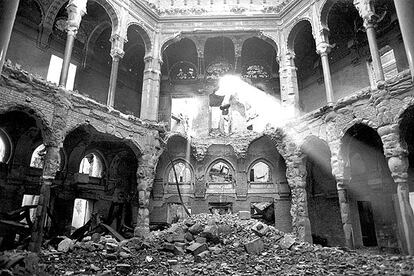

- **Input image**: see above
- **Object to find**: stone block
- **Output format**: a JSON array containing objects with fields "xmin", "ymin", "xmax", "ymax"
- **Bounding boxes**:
[
  {"xmin": 172, "ymin": 233, "xmax": 186, "ymax": 243},
  {"xmin": 194, "ymin": 250, "xmax": 210, "ymax": 263},
  {"xmin": 173, "ymin": 246, "xmax": 185, "ymax": 256},
  {"xmin": 186, "ymin": 242, "xmax": 208, "ymax": 256},
  {"xmin": 184, "ymin": 232, "xmax": 194, "ymax": 242},
  {"xmin": 244, "ymin": 238, "xmax": 264, "ymax": 255},
  {"xmin": 195, "ymin": 237, "xmax": 207, "ymax": 244},
  {"xmin": 189, "ymin": 223, "xmax": 204, "ymax": 235},
  {"xmin": 251, "ymin": 222, "xmax": 269, "ymax": 237},
  {"xmin": 163, "ymin": 242, "xmax": 175, "ymax": 252},
  {"xmin": 279, "ymin": 235, "xmax": 296, "ymax": 249},
  {"xmin": 58, "ymin": 238, "xmax": 74, "ymax": 253},
  {"xmin": 238, "ymin": 211, "xmax": 251, "ymax": 220}
]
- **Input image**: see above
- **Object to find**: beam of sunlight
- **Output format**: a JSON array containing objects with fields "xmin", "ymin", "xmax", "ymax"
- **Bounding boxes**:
[{"xmin": 216, "ymin": 75, "xmax": 292, "ymax": 132}]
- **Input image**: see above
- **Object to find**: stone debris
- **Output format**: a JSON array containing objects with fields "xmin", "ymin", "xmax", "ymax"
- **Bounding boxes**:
[
  {"xmin": 244, "ymin": 238, "xmax": 264, "ymax": 255},
  {"xmin": 57, "ymin": 238, "xmax": 75, "ymax": 253},
  {"xmin": 0, "ymin": 213, "xmax": 409, "ymax": 275}
]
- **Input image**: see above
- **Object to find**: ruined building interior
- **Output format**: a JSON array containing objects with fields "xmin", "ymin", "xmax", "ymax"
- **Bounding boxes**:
[{"xmin": 0, "ymin": 0, "xmax": 414, "ymax": 258}]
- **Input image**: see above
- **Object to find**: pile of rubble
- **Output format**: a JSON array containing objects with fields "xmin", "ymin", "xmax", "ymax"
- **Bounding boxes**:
[{"xmin": 2, "ymin": 213, "xmax": 414, "ymax": 275}]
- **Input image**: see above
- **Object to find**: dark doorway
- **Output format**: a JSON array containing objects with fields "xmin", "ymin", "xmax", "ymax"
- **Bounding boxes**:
[{"xmin": 357, "ymin": 201, "xmax": 378, "ymax": 246}]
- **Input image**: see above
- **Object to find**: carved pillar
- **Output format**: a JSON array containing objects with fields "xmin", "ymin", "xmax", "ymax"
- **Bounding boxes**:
[
  {"xmin": 234, "ymin": 45, "xmax": 242, "ymax": 74},
  {"xmin": 29, "ymin": 145, "xmax": 61, "ymax": 252},
  {"xmin": 329, "ymin": 139, "xmax": 354, "ymax": 248},
  {"xmin": 194, "ymin": 37, "xmax": 206, "ymax": 79},
  {"xmin": 394, "ymin": 0, "xmax": 414, "ymax": 81},
  {"xmin": 279, "ymin": 51, "xmax": 300, "ymax": 117},
  {"xmin": 0, "ymin": 0, "xmax": 20, "ymax": 73},
  {"xmin": 135, "ymin": 153, "xmax": 157, "ymax": 238},
  {"xmin": 354, "ymin": 0, "xmax": 385, "ymax": 83},
  {"xmin": 140, "ymin": 56, "xmax": 162, "ymax": 121},
  {"xmin": 285, "ymin": 150, "xmax": 312, "ymax": 242},
  {"xmin": 379, "ymin": 124, "xmax": 414, "ymax": 255},
  {"xmin": 197, "ymin": 50, "xmax": 205, "ymax": 79},
  {"xmin": 316, "ymin": 41, "xmax": 335, "ymax": 105},
  {"xmin": 107, "ymin": 35, "xmax": 126, "ymax": 107},
  {"xmin": 59, "ymin": 0, "xmax": 87, "ymax": 87}
]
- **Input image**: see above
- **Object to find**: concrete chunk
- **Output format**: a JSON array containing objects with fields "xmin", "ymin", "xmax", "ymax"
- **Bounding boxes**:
[
  {"xmin": 251, "ymin": 222, "xmax": 269, "ymax": 237},
  {"xmin": 244, "ymin": 238, "xmax": 264, "ymax": 255},
  {"xmin": 279, "ymin": 235, "xmax": 296, "ymax": 249},
  {"xmin": 238, "ymin": 211, "xmax": 251, "ymax": 220},
  {"xmin": 186, "ymin": 242, "xmax": 208, "ymax": 256}
]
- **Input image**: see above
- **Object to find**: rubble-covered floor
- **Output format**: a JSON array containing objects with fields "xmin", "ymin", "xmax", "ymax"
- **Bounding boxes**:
[{"xmin": 1, "ymin": 214, "xmax": 414, "ymax": 275}]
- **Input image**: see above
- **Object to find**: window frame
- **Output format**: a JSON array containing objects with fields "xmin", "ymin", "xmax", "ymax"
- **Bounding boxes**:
[
  {"xmin": 206, "ymin": 159, "xmax": 235, "ymax": 187},
  {"xmin": 247, "ymin": 159, "xmax": 273, "ymax": 185},
  {"xmin": 165, "ymin": 159, "xmax": 194, "ymax": 186},
  {"xmin": 79, "ymin": 151, "xmax": 106, "ymax": 179}
]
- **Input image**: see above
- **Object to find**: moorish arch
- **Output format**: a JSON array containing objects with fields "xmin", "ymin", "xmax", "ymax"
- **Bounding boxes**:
[
  {"xmin": 82, "ymin": 21, "xmax": 112, "ymax": 67},
  {"xmin": 126, "ymin": 22, "xmax": 153, "ymax": 55},
  {"xmin": 42, "ymin": 0, "xmax": 119, "ymax": 36},
  {"xmin": 286, "ymin": 19, "xmax": 323, "ymax": 113},
  {"xmin": 162, "ymin": 37, "xmax": 198, "ymax": 81},
  {"xmin": 340, "ymin": 123, "xmax": 398, "ymax": 250},
  {"xmin": 301, "ymin": 135, "xmax": 344, "ymax": 246}
]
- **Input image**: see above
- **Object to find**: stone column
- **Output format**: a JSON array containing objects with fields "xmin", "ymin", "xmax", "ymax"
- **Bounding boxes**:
[
  {"xmin": 354, "ymin": 0, "xmax": 385, "ymax": 83},
  {"xmin": 336, "ymin": 179, "xmax": 354, "ymax": 248},
  {"xmin": 135, "ymin": 154, "xmax": 156, "ymax": 238},
  {"xmin": 330, "ymin": 139, "xmax": 354, "ymax": 248},
  {"xmin": 393, "ymin": 0, "xmax": 414, "ymax": 81},
  {"xmin": 234, "ymin": 46, "xmax": 242, "ymax": 74},
  {"xmin": 279, "ymin": 51, "xmax": 300, "ymax": 117},
  {"xmin": 316, "ymin": 42, "xmax": 335, "ymax": 105},
  {"xmin": 380, "ymin": 124, "xmax": 414, "ymax": 255},
  {"xmin": 388, "ymin": 155, "xmax": 414, "ymax": 255},
  {"xmin": 197, "ymin": 50, "xmax": 205, "ymax": 79},
  {"xmin": 140, "ymin": 56, "xmax": 162, "ymax": 121},
  {"xmin": 285, "ymin": 152, "xmax": 312, "ymax": 242},
  {"xmin": 107, "ymin": 35, "xmax": 125, "ymax": 107},
  {"xmin": 0, "ymin": 0, "xmax": 20, "ymax": 73},
  {"xmin": 29, "ymin": 145, "xmax": 61, "ymax": 252},
  {"xmin": 59, "ymin": 0, "xmax": 87, "ymax": 87}
]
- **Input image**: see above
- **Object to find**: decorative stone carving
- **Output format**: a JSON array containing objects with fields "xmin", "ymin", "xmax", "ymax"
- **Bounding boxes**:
[{"xmin": 66, "ymin": 0, "xmax": 87, "ymax": 35}]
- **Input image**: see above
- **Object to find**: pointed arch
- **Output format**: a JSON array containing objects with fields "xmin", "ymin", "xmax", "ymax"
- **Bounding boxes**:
[
  {"xmin": 286, "ymin": 18, "xmax": 314, "ymax": 52},
  {"xmin": 126, "ymin": 22, "xmax": 153, "ymax": 55}
]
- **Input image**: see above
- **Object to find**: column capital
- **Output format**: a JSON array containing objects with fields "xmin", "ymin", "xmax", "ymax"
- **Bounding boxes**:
[
  {"xmin": 66, "ymin": 0, "xmax": 87, "ymax": 35},
  {"xmin": 316, "ymin": 41, "xmax": 333, "ymax": 56},
  {"xmin": 144, "ymin": 55, "xmax": 162, "ymax": 74},
  {"xmin": 110, "ymin": 34, "xmax": 126, "ymax": 59},
  {"xmin": 353, "ymin": 0, "xmax": 377, "ymax": 28}
]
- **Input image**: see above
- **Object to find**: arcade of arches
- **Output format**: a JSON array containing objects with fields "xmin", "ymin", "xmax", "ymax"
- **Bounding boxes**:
[{"xmin": 0, "ymin": 0, "xmax": 414, "ymax": 255}]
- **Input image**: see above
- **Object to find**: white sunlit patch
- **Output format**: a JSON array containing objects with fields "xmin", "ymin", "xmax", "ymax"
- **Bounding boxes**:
[
  {"xmin": 47, "ymin": 54, "xmax": 77, "ymax": 90},
  {"xmin": 217, "ymin": 74, "xmax": 288, "ymax": 132}
]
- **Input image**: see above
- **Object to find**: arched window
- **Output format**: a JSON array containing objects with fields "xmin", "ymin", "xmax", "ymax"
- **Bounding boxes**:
[
  {"xmin": 79, "ymin": 153, "xmax": 104, "ymax": 178},
  {"xmin": 249, "ymin": 161, "xmax": 271, "ymax": 182},
  {"xmin": 208, "ymin": 161, "xmax": 233, "ymax": 183},
  {"xmin": 0, "ymin": 129, "xmax": 12, "ymax": 163},
  {"xmin": 30, "ymin": 144, "xmax": 46, "ymax": 169},
  {"xmin": 168, "ymin": 161, "xmax": 193, "ymax": 184}
]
